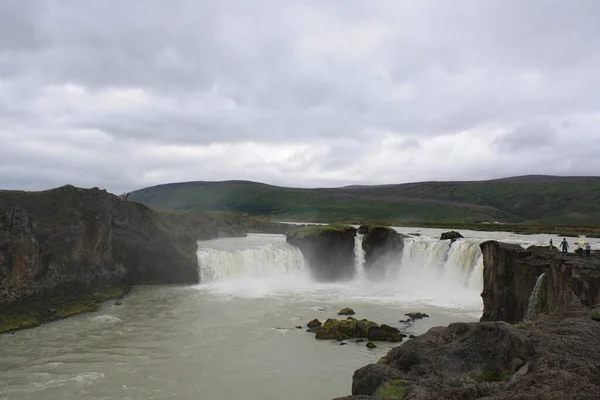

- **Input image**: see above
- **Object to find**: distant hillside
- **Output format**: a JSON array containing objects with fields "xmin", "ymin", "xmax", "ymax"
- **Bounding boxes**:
[{"xmin": 128, "ymin": 175, "xmax": 600, "ymax": 225}]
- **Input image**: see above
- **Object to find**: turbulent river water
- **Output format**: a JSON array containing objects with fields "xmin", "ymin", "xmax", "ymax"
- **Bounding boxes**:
[{"xmin": 2, "ymin": 227, "xmax": 597, "ymax": 400}]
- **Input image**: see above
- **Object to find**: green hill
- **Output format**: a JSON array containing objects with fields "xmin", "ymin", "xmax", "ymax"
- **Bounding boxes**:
[{"xmin": 128, "ymin": 175, "xmax": 600, "ymax": 226}]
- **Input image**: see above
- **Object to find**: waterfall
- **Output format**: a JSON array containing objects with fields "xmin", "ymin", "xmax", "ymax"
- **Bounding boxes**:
[
  {"xmin": 354, "ymin": 233, "xmax": 366, "ymax": 280},
  {"xmin": 396, "ymin": 238, "xmax": 483, "ymax": 289},
  {"xmin": 197, "ymin": 238, "xmax": 306, "ymax": 283},
  {"xmin": 524, "ymin": 273, "xmax": 546, "ymax": 321}
]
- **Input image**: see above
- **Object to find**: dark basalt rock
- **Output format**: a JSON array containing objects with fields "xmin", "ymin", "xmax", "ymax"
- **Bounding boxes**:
[
  {"xmin": 405, "ymin": 312, "xmax": 429, "ymax": 320},
  {"xmin": 480, "ymin": 241, "xmax": 600, "ymax": 323},
  {"xmin": 361, "ymin": 226, "xmax": 407, "ymax": 279},
  {"xmin": 440, "ymin": 231, "xmax": 464, "ymax": 242},
  {"xmin": 339, "ymin": 308, "xmax": 356, "ymax": 315},
  {"xmin": 365, "ymin": 342, "xmax": 377, "ymax": 349},
  {"xmin": 345, "ymin": 308, "xmax": 600, "ymax": 399},
  {"xmin": 307, "ymin": 318, "xmax": 322, "ymax": 328},
  {"xmin": 368, "ymin": 324, "xmax": 405, "ymax": 342},
  {"xmin": 286, "ymin": 224, "xmax": 357, "ymax": 281}
]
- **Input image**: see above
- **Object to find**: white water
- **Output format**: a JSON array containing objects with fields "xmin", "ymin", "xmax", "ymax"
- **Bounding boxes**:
[
  {"xmin": 196, "ymin": 233, "xmax": 485, "ymax": 310},
  {"xmin": 524, "ymin": 273, "xmax": 546, "ymax": 321}
]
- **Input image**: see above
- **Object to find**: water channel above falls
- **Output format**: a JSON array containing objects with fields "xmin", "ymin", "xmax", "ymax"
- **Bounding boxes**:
[{"xmin": 2, "ymin": 227, "xmax": 598, "ymax": 400}]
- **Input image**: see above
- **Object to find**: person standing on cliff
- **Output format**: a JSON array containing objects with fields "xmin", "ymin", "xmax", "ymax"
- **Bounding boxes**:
[
  {"xmin": 577, "ymin": 240, "xmax": 585, "ymax": 257},
  {"xmin": 560, "ymin": 238, "xmax": 569, "ymax": 253},
  {"xmin": 585, "ymin": 242, "xmax": 591, "ymax": 257},
  {"xmin": 549, "ymin": 239, "xmax": 553, "ymax": 248}
]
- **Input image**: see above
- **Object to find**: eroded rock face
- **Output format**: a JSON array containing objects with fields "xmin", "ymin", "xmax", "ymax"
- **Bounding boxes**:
[
  {"xmin": 286, "ymin": 225, "xmax": 357, "ymax": 281},
  {"xmin": 361, "ymin": 226, "xmax": 406, "ymax": 279},
  {"xmin": 0, "ymin": 185, "xmax": 257, "ymax": 323},
  {"xmin": 480, "ymin": 240, "xmax": 600, "ymax": 323},
  {"xmin": 347, "ymin": 308, "xmax": 600, "ymax": 400}
]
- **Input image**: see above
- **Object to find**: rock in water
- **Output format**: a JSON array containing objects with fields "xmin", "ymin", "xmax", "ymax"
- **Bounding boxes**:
[
  {"xmin": 368, "ymin": 324, "xmax": 406, "ymax": 342},
  {"xmin": 339, "ymin": 308, "xmax": 356, "ymax": 315},
  {"xmin": 315, "ymin": 318, "xmax": 377, "ymax": 341},
  {"xmin": 307, "ymin": 319, "xmax": 322, "ymax": 328},
  {"xmin": 361, "ymin": 226, "xmax": 407, "ymax": 278},
  {"xmin": 365, "ymin": 342, "xmax": 377, "ymax": 349},
  {"xmin": 286, "ymin": 224, "xmax": 357, "ymax": 281},
  {"xmin": 405, "ymin": 312, "xmax": 429, "ymax": 320},
  {"xmin": 440, "ymin": 231, "xmax": 464, "ymax": 242}
]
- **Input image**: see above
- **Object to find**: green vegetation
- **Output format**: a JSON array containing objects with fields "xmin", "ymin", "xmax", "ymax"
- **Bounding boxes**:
[
  {"xmin": 376, "ymin": 380, "xmax": 409, "ymax": 399},
  {"xmin": 474, "ymin": 370, "xmax": 513, "ymax": 382},
  {"xmin": 128, "ymin": 176, "xmax": 600, "ymax": 228},
  {"xmin": 513, "ymin": 320, "xmax": 534, "ymax": 328},
  {"xmin": 0, "ymin": 283, "xmax": 128, "ymax": 334},
  {"xmin": 286, "ymin": 224, "xmax": 355, "ymax": 240},
  {"xmin": 591, "ymin": 312, "xmax": 600, "ymax": 322}
]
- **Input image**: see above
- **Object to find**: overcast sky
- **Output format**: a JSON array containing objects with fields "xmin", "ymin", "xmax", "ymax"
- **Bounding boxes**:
[{"xmin": 1, "ymin": 0, "xmax": 600, "ymax": 193}]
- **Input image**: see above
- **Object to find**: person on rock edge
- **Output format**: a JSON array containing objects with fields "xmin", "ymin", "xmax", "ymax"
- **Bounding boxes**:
[{"xmin": 560, "ymin": 238, "xmax": 569, "ymax": 253}]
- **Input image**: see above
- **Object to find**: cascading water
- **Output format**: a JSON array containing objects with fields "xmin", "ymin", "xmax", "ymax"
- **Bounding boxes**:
[
  {"xmin": 394, "ymin": 238, "xmax": 483, "ymax": 290},
  {"xmin": 197, "ymin": 234, "xmax": 307, "ymax": 283},
  {"xmin": 524, "ymin": 273, "xmax": 546, "ymax": 321},
  {"xmin": 195, "ymin": 233, "xmax": 484, "ymax": 307},
  {"xmin": 354, "ymin": 234, "xmax": 366, "ymax": 280}
]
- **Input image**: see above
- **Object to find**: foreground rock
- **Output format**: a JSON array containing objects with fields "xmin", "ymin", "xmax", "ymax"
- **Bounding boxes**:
[
  {"xmin": 286, "ymin": 224, "xmax": 357, "ymax": 281},
  {"xmin": 361, "ymin": 226, "xmax": 407, "ymax": 278},
  {"xmin": 0, "ymin": 185, "xmax": 279, "ymax": 333},
  {"xmin": 480, "ymin": 240, "xmax": 600, "ymax": 323},
  {"xmin": 339, "ymin": 307, "xmax": 600, "ymax": 400}
]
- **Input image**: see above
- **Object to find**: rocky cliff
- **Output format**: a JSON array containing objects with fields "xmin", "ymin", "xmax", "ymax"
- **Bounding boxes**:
[
  {"xmin": 361, "ymin": 226, "xmax": 406, "ymax": 279},
  {"xmin": 0, "ymin": 185, "xmax": 283, "ymax": 332},
  {"xmin": 480, "ymin": 241, "xmax": 600, "ymax": 323},
  {"xmin": 286, "ymin": 224, "xmax": 357, "ymax": 281},
  {"xmin": 336, "ymin": 307, "xmax": 600, "ymax": 400}
]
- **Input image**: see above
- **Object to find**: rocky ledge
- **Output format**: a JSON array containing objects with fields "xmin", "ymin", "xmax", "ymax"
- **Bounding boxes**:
[
  {"xmin": 335, "ymin": 243, "xmax": 600, "ymax": 399},
  {"xmin": 0, "ymin": 185, "xmax": 284, "ymax": 333},
  {"xmin": 336, "ymin": 307, "xmax": 600, "ymax": 400},
  {"xmin": 480, "ymin": 240, "xmax": 600, "ymax": 323}
]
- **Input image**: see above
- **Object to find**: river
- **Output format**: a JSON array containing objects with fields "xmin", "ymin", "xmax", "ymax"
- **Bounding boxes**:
[{"xmin": 1, "ymin": 227, "xmax": 597, "ymax": 400}]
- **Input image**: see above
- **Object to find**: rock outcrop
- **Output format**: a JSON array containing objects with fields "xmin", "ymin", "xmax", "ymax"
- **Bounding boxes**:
[
  {"xmin": 338, "ymin": 307, "xmax": 600, "ymax": 400},
  {"xmin": 286, "ymin": 224, "xmax": 357, "ymax": 281},
  {"xmin": 480, "ymin": 240, "xmax": 600, "ymax": 323},
  {"xmin": 361, "ymin": 226, "xmax": 406, "ymax": 279},
  {"xmin": 0, "ymin": 185, "xmax": 282, "ymax": 332},
  {"xmin": 440, "ymin": 231, "xmax": 463, "ymax": 242}
]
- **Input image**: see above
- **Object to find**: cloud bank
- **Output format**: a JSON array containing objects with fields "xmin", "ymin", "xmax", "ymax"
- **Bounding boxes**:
[{"xmin": 2, "ymin": 0, "xmax": 600, "ymax": 193}]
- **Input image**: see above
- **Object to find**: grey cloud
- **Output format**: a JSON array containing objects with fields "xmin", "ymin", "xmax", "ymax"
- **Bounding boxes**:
[{"xmin": 1, "ymin": 0, "xmax": 600, "ymax": 192}]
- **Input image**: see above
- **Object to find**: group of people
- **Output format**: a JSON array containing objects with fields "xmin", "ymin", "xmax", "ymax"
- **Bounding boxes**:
[{"xmin": 552, "ymin": 238, "xmax": 592, "ymax": 257}]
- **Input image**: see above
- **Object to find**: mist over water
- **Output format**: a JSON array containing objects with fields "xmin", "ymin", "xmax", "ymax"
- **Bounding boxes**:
[
  {"xmin": 196, "ymin": 233, "xmax": 484, "ymax": 310},
  {"xmin": 3, "ymin": 227, "xmax": 590, "ymax": 399}
]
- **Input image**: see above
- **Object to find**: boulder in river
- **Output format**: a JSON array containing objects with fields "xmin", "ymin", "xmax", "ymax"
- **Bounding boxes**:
[
  {"xmin": 315, "ymin": 318, "xmax": 377, "ymax": 341},
  {"xmin": 286, "ymin": 224, "xmax": 357, "ymax": 281},
  {"xmin": 365, "ymin": 342, "xmax": 377, "ymax": 349},
  {"xmin": 307, "ymin": 318, "xmax": 322, "ymax": 328},
  {"xmin": 368, "ymin": 324, "xmax": 406, "ymax": 342},
  {"xmin": 338, "ymin": 308, "xmax": 356, "ymax": 315},
  {"xmin": 440, "ymin": 231, "xmax": 464, "ymax": 242},
  {"xmin": 361, "ymin": 226, "xmax": 407, "ymax": 279}
]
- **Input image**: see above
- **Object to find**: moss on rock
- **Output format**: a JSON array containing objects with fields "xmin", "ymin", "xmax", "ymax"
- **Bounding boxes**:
[
  {"xmin": 376, "ymin": 380, "xmax": 408, "ymax": 399},
  {"xmin": 315, "ymin": 318, "xmax": 378, "ymax": 341},
  {"xmin": 0, "ymin": 283, "xmax": 129, "ymax": 334}
]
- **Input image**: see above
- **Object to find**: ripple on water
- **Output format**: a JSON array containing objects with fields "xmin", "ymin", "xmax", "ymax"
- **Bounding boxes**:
[{"xmin": 90, "ymin": 315, "xmax": 123, "ymax": 324}]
